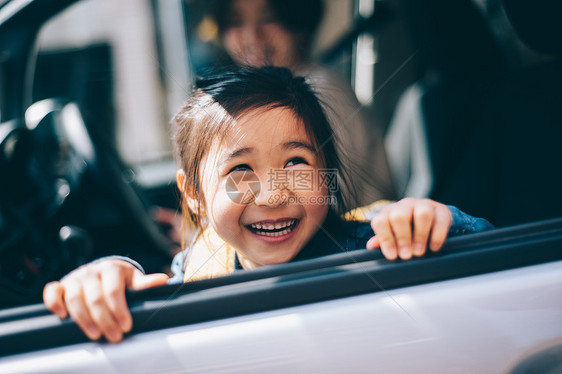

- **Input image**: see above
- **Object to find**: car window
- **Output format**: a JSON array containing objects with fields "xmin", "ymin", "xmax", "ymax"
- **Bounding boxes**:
[{"xmin": 32, "ymin": 0, "xmax": 190, "ymax": 187}]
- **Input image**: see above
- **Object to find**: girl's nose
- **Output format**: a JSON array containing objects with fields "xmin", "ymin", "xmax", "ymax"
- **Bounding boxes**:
[{"xmin": 253, "ymin": 174, "xmax": 293, "ymax": 208}]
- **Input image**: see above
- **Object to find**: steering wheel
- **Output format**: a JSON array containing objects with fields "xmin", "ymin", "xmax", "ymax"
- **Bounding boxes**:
[{"xmin": 24, "ymin": 98, "xmax": 173, "ymax": 262}]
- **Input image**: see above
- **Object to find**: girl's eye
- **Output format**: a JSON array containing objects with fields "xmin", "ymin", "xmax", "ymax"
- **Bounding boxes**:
[
  {"xmin": 228, "ymin": 164, "xmax": 252, "ymax": 173},
  {"xmin": 285, "ymin": 157, "xmax": 308, "ymax": 167}
]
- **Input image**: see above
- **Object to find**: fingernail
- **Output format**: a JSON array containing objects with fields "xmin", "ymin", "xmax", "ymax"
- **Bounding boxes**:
[
  {"xmin": 414, "ymin": 243, "xmax": 425, "ymax": 256},
  {"xmin": 107, "ymin": 330, "xmax": 122, "ymax": 343},
  {"xmin": 385, "ymin": 247, "xmax": 398, "ymax": 260},
  {"xmin": 119, "ymin": 318, "xmax": 132, "ymax": 333},
  {"xmin": 88, "ymin": 326, "xmax": 101, "ymax": 339},
  {"xmin": 54, "ymin": 308, "xmax": 67, "ymax": 319},
  {"xmin": 400, "ymin": 246, "xmax": 411, "ymax": 259}
]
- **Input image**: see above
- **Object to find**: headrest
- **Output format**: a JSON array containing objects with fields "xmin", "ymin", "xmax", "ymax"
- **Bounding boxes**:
[{"xmin": 503, "ymin": 0, "xmax": 562, "ymax": 56}]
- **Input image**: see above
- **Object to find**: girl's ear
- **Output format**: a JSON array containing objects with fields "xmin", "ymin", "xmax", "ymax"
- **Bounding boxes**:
[{"xmin": 176, "ymin": 169, "xmax": 204, "ymax": 215}]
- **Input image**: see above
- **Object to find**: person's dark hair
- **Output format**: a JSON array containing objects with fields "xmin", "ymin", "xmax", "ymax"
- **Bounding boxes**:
[
  {"xmin": 173, "ymin": 66, "xmax": 351, "ymax": 240},
  {"xmin": 211, "ymin": 0, "xmax": 324, "ymax": 56}
]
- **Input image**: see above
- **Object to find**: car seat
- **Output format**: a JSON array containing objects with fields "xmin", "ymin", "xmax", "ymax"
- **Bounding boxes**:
[{"xmin": 386, "ymin": 0, "xmax": 562, "ymax": 226}]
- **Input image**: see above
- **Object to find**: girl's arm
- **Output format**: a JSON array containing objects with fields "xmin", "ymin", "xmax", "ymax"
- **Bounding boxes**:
[
  {"xmin": 366, "ymin": 198, "xmax": 493, "ymax": 260},
  {"xmin": 43, "ymin": 259, "xmax": 168, "ymax": 342}
]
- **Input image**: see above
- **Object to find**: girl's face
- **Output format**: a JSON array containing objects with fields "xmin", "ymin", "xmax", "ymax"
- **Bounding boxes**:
[
  {"xmin": 199, "ymin": 107, "xmax": 330, "ymax": 269},
  {"xmin": 222, "ymin": 0, "xmax": 301, "ymax": 69}
]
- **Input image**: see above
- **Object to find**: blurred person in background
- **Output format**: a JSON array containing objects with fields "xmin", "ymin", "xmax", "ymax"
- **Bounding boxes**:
[{"xmin": 206, "ymin": 0, "xmax": 396, "ymax": 206}]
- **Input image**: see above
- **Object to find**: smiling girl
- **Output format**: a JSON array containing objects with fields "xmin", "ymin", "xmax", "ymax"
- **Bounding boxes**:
[{"xmin": 44, "ymin": 66, "xmax": 492, "ymax": 343}]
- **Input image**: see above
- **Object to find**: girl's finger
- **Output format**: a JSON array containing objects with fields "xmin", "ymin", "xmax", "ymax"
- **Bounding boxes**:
[
  {"xmin": 101, "ymin": 266, "xmax": 132, "ymax": 333},
  {"xmin": 429, "ymin": 204, "xmax": 452, "ymax": 251},
  {"xmin": 62, "ymin": 280, "xmax": 102, "ymax": 341},
  {"xmin": 43, "ymin": 281, "xmax": 68, "ymax": 319},
  {"xmin": 387, "ymin": 204, "xmax": 414, "ymax": 260},
  {"xmin": 412, "ymin": 201, "xmax": 435, "ymax": 257},
  {"xmin": 83, "ymin": 276, "xmax": 123, "ymax": 343},
  {"xmin": 366, "ymin": 235, "xmax": 380, "ymax": 250},
  {"xmin": 371, "ymin": 213, "xmax": 398, "ymax": 260},
  {"xmin": 131, "ymin": 272, "xmax": 170, "ymax": 290}
]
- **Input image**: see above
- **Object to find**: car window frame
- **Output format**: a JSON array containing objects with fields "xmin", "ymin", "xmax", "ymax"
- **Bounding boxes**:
[{"xmin": 1, "ymin": 217, "xmax": 562, "ymax": 357}]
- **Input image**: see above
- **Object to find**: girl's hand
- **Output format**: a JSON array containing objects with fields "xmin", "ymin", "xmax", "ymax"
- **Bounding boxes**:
[
  {"xmin": 366, "ymin": 198, "xmax": 452, "ymax": 260},
  {"xmin": 43, "ymin": 260, "xmax": 169, "ymax": 343}
]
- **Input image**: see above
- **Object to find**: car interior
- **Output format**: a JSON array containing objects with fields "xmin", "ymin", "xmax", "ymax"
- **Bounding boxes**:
[{"xmin": 0, "ymin": 0, "xmax": 561, "ymax": 365}]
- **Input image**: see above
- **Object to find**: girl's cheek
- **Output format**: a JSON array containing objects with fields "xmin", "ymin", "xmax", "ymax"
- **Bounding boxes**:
[{"xmin": 211, "ymin": 187, "xmax": 244, "ymax": 226}]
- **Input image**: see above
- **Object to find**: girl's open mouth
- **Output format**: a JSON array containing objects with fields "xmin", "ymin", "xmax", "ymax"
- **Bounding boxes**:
[{"xmin": 246, "ymin": 219, "xmax": 299, "ymax": 237}]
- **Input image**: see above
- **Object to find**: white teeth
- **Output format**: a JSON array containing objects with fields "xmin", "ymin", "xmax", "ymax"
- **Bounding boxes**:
[
  {"xmin": 254, "ymin": 227, "xmax": 292, "ymax": 237},
  {"xmin": 249, "ymin": 219, "xmax": 296, "ymax": 235},
  {"xmin": 250, "ymin": 219, "xmax": 295, "ymax": 230}
]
